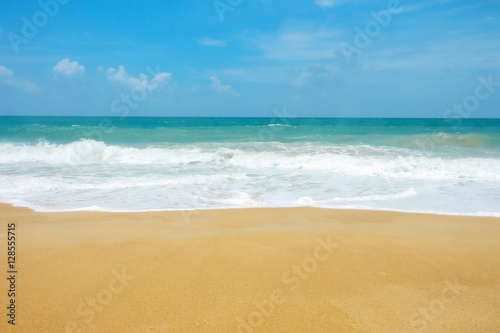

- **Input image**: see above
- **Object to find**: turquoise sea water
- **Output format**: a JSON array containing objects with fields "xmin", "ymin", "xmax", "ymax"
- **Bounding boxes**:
[{"xmin": 0, "ymin": 117, "xmax": 499, "ymax": 215}]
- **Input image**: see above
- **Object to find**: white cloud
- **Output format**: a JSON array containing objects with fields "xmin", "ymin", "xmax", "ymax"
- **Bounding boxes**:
[
  {"xmin": 106, "ymin": 65, "xmax": 171, "ymax": 91},
  {"xmin": 315, "ymin": 0, "xmax": 342, "ymax": 9},
  {"xmin": 244, "ymin": 29, "xmax": 339, "ymax": 61},
  {"xmin": 210, "ymin": 76, "xmax": 238, "ymax": 96},
  {"xmin": 219, "ymin": 67, "xmax": 284, "ymax": 83},
  {"xmin": 285, "ymin": 65, "xmax": 333, "ymax": 89},
  {"xmin": 215, "ymin": 64, "xmax": 339, "ymax": 88},
  {"xmin": 287, "ymin": 68, "xmax": 313, "ymax": 89},
  {"xmin": 210, "ymin": 76, "xmax": 230, "ymax": 92},
  {"xmin": 0, "ymin": 65, "xmax": 39, "ymax": 93},
  {"xmin": 0, "ymin": 65, "xmax": 13, "ymax": 78},
  {"xmin": 197, "ymin": 37, "xmax": 227, "ymax": 47},
  {"xmin": 53, "ymin": 58, "xmax": 86, "ymax": 76}
]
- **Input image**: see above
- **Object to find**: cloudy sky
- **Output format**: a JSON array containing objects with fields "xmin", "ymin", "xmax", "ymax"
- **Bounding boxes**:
[{"xmin": 0, "ymin": 0, "xmax": 499, "ymax": 117}]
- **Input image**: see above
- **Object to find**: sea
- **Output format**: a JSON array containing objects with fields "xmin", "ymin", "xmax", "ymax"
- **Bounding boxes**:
[{"xmin": 0, "ymin": 116, "xmax": 499, "ymax": 216}]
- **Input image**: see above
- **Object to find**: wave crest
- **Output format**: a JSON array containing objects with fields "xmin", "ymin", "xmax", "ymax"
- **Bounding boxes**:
[{"xmin": 0, "ymin": 140, "xmax": 499, "ymax": 181}]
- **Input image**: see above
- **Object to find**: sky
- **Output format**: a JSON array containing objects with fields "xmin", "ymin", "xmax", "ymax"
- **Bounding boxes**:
[{"xmin": 0, "ymin": 0, "xmax": 499, "ymax": 118}]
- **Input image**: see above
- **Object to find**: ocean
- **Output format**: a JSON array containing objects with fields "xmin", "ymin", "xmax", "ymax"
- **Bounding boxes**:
[{"xmin": 0, "ymin": 116, "xmax": 499, "ymax": 216}]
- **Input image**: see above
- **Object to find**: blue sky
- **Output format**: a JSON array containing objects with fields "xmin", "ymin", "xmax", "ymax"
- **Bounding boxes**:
[{"xmin": 0, "ymin": 0, "xmax": 499, "ymax": 117}]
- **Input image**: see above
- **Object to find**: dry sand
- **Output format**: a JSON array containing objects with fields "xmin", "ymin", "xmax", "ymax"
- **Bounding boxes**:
[{"xmin": 1, "ymin": 203, "xmax": 500, "ymax": 332}]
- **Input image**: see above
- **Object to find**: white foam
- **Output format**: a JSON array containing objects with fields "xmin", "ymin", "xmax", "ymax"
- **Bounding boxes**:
[
  {"xmin": 0, "ymin": 140, "xmax": 499, "ymax": 216},
  {"xmin": 1, "ymin": 140, "xmax": 499, "ymax": 181},
  {"xmin": 329, "ymin": 188, "xmax": 417, "ymax": 202},
  {"xmin": 221, "ymin": 192, "xmax": 259, "ymax": 206},
  {"xmin": 296, "ymin": 196, "xmax": 316, "ymax": 205}
]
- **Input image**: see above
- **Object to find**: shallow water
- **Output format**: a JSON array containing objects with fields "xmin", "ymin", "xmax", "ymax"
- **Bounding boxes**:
[{"xmin": 0, "ymin": 117, "xmax": 499, "ymax": 215}]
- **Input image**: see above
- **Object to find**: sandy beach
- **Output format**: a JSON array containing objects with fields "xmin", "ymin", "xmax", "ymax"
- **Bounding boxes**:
[{"xmin": 1, "ymin": 203, "xmax": 500, "ymax": 332}]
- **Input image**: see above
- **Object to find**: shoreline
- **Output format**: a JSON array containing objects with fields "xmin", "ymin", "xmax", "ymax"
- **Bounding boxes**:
[
  {"xmin": 3, "ymin": 201, "xmax": 500, "ymax": 218},
  {"xmin": 1, "ymin": 203, "xmax": 500, "ymax": 332}
]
